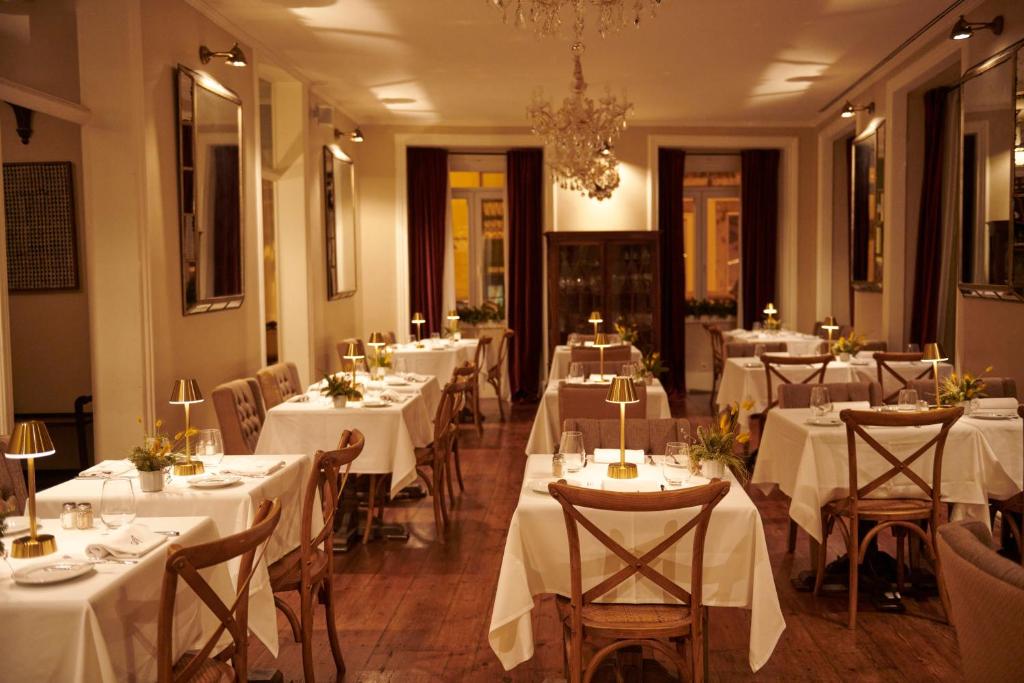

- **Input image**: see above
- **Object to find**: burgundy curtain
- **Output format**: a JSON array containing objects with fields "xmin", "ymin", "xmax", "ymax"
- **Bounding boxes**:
[
  {"xmin": 507, "ymin": 148, "xmax": 544, "ymax": 401},
  {"xmin": 406, "ymin": 147, "xmax": 448, "ymax": 336},
  {"xmin": 910, "ymin": 88, "xmax": 948, "ymax": 346},
  {"xmin": 657, "ymin": 148, "xmax": 686, "ymax": 393},
  {"xmin": 212, "ymin": 145, "xmax": 241, "ymax": 296},
  {"xmin": 740, "ymin": 149, "xmax": 780, "ymax": 328}
]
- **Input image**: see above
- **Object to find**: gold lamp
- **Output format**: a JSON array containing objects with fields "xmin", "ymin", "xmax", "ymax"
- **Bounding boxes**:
[
  {"xmin": 411, "ymin": 311, "xmax": 426, "ymax": 345},
  {"xmin": 446, "ymin": 309, "xmax": 460, "ymax": 337},
  {"xmin": 5, "ymin": 420, "xmax": 57, "ymax": 558},
  {"xmin": 367, "ymin": 331, "xmax": 386, "ymax": 370},
  {"xmin": 169, "ymin": 379, "xmax": 204, "ymax": 475},
  {"xmin": 594, "ymin": 332, "xmax": 611, "ymax": 380},
  {"xmin": 763, "ymin": 301, "xmax": 779, "ymax": 329},
  {"xmin": 923, "ymin": 342, "xmax": 947, "ymax": 407},
  {"xmin": 822, "ymin": 316, "xmax": 840, "ymax": 345},
  {"xmin": 343, "ymin": 342, "xmax": 364, "ymax": 387},
  {"xmin": 605, "ymin": 377, "xmax": 639, "ymax": 479},
  {"xmin": 587, "ymin": 310, "xmax": 603, "ymax": 337}
]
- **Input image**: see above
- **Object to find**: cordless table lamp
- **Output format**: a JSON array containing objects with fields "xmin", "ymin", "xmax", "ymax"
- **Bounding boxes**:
[
  {"xmin": 170, "ymin": 379, "xmax": 204, "ymax": 475},
  {"xmin": 923, "ymin": 342, "xmax": 947, "ymax": 407},
  {"xmin": 367, "ymin": 332, "xmax": 386, "ymax": 371},
  {"xmin": 594, "ymin": 332, "xmax": 611, "ymax": 380},
  {"xmin": 822, "ymin": 316, "xmax": 840, "ymax": 346},
  {"xmin": 605, "ymin": 376, "xmax": 639, "ymax": 479},
  {"xmin": 587, "ymin": 310, "xmax": 603, "ymax": 338},
  {"xmin": 411, "ymin": 312, "xmax": 426, "ymax": 346},
  {"xmin": 343, "ymin": 342, "xmax": 364, "ymax": 387},
  {"xmin": 5, "ymin": 420, "xmax": 57, "ymax": 558}
]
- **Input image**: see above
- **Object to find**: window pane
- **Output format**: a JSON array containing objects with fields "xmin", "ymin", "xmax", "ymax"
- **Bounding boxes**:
[
  {"xmin": 481, "ymin": 198, "xmax": 505, "ymax": 307},
  {"xmin": 450, "ymin": 171, "xmax": 480, "ymax": 188},
  {"xmin": 705, "ymin": 197, "xmax": 740, "ymax": 299},
  {"xmin": 482, "ymin": 172, "xmax": 505, "ymax": 188},
  {"xmin": 451, "ymin": 198, "xmax": 471, "ymax": 305},
  {"xmin": 683, "ymin": 197, "xmax": 696, "ymax": 298}
]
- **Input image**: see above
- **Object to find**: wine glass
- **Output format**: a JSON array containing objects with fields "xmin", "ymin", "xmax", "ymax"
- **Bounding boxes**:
[
  {"xmin": 194, "ymin": 428, "xmax": 225, "ymax": 468},
  {"xmin": 663, "ymin": 442, "xmax": 690, "ymax": 486},
  {"xmin": 810, "ymin": 386, "xmax": 832, "ymax": 419},
  {"xmin": 568, "ymin": 362, "xmax": 585, "ymax": 382},
  {"xmin": 753, "ymin": 343, "xmax": 766, "ymax": 360},
  {"xmin": 100, "ymin": 479, "xmax": 137, "ymax": 530},
  {"xmin": 559, "ymin": 431, "xmax": 586, "ymax": 473},
  {"xmin": 898, "ymin": 389, "xmax": 919, "ymax": 411},
  {"xmin": 906, "ymin": 343, "xmax": 921, "ymax": 353}
]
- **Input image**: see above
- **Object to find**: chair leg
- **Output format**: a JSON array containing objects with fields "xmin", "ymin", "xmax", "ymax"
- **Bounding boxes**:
[
  {"xmin": 445, "ymin": 447, "xmax": 455, "ymax": 501},
  {"xmin": 895, "ymin": 528, "xmax": 905, "ymax": 593},
  {"xmin": 300, "ymin": 586, "xmax": 316, "ymax": 683},
  {"xmin": 814, "ymin": 512, "xmax": 830, "ymax": 596},
  {"xmin": 274, "ymin": 594, "xmax": 302, "ymax": 643},
  {"xmin": 452, "ymin": 439, "xmax": 465, "ymax": 492},
  {"xmin": 321, "ymin": 580, "xmax": 346, "ymax": 677},
  {"xmin": 848, "ymin": 519, "xmax": 860, "ymax": 630},
  {"xmin": 362, "ymin": 474, "xmax": 377, "ymax": 544},
  {"xmin": 473, "ymin": 383, "xmax": 483, "ymax": 435},
  {"xmin": 787, "ymin": 520, "xmax": 798, "ymax": 553},
  {"xmin": 1004, "ymin": 512, "xmax": 1023, "ymax": 565}
]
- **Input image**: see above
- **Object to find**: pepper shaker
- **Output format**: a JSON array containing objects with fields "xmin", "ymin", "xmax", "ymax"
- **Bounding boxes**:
[
  {"xmin": 75, "ymin": 502, "xmax": 94, "ymax": 529},
  {"xmin": 552, "ymin": 452, "xmax": 564, "ymax": 478}
]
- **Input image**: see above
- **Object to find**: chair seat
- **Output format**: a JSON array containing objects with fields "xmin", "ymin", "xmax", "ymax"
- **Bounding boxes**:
[
  {"xmin": 556, "ymin": 595, "xmax": 693, "ymax": 638},
  {"xmin": 173, "ymin": 653, "xmax": 235, "ymax": 682},
  {"xmin": 826, "ymin": 497, "xmax": 934, "ymax": 520},
  {"xmin": 268, "ymin": 545, "xmax": 329, "ymax": 592}
]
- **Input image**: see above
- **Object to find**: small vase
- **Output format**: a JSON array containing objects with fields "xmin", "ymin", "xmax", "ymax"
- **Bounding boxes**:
[
  {"xmin": 702, "ymin": 460, "xmax": 726, "ymax": 480},
  {"xmin": 839, "ymin": 352, "xmax": 850, "ymax": 362},
  {"xmin": 139, "ymin": 469, "xmax": 165, "ymax": 492},
  {"xmin": 332, "ymin": 396, "xmax": 347, "ymax": 409}
]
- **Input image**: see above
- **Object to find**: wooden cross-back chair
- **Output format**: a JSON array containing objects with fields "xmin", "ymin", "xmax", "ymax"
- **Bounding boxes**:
[
  {"xmin": 462, "ymin": 335, "xmax": 491, "ymax": 435},
  {"xmin": 874, "ymin": 352, "xmax": 930, "ymax": 404},
  {"xmin": 548, "ymin": 479, "xmax": 730, "ymax": 683},
  {"xmin": 703, "ymin": 324, "xmax": 724, "ymax": 408},
  {"xmin": 415, "ymin": 377, "xmax": 466, "ymax": 539},
  {"xmin": 157, "ymin": 497, "xmax": 282, "ymax": 683},
  {"xmin": 815, "ymin": 407, "xmax": 963, "ymax": 629},
  {"xmin": 269, "ymin": 430, "xmax": 363, "ymax": 683},
  {"xmin": 993, "ymin": 403, "xmax": 1024, "ymax": 565},
  {"xmin": 761, "ymin": 354, "xmax": 834, "ymax": 413},
  {"xmin": 487, "ymin": 329, "xmax": 515, "ymax": 421}
]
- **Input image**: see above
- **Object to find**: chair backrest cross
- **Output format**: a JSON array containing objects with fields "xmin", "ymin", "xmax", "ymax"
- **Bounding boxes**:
[
  {"xmin": 761, "ymin": 354, "xmax": 833, "ymax": 413},
  {"xmin": 874, "ymin": 352, "xmax": 930, "ymax": 404}
]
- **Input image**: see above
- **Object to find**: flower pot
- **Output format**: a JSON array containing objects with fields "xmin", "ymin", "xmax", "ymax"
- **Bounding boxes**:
[
  {"xmin": 138, "ymin": 469, "xmax": 165, "ymax": 492},
  {"xmin": 839, "ymin": 352, "xmax": 850, "ymax": 362},
  {"xmin": 332, "ymin": 396, "xmax": 347, "ymax": 409},
  {"xmin": 702, "ymin": 460, "xmax": 726, "ymax": 480}
]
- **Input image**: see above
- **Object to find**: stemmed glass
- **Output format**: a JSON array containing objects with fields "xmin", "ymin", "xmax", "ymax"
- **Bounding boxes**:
[
  {"xmin": 559, "ymin": 431, "xmax": 586, "ymax": 473},
  {"xmin": 898, "ymin": 389, "xmax": 919, "ymax": 411},
  {"xmin": 810, "ymin": 386, "xmax": 833, "ymax": 419},
  {"xmin": 100, "ymin": 479, "xmax": 136, "ymax": 530}
]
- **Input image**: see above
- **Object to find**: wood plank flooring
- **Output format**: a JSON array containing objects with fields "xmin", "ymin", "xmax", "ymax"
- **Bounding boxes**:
[{"xmin": 250, "ymin": 395, "xmax": 964, "ymax": 682}]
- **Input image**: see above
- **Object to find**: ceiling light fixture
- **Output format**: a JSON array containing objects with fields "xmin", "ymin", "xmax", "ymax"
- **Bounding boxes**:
[
  {"xmin": 199, "ymin": 42, "xmax": 247, "ymax": 67},
  {"xmin": 334, "ymin": 128, "xmax": 364, "ymax": 143},
  {"xmin": 840, "ymin": 100, "xmax": 874, "ymax": 119},
  {"xmin": 491, "ymin": 0, "xmax": 662, "ymax": 38},
  {"xmin": 949, "ymin": 14, "xmax": 1003, "ymax": 40}
]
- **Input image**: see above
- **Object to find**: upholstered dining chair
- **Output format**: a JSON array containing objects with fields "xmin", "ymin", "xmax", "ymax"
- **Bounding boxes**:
[
  {"xmin": 703, "ymin": 324, "xmax": 725, "ymax": 407},
  {"xmin": 157, "ymin": 497, "xmax": 282, "ymax": 683},
  {"xmin": 414, "ymin": 379, "xmax": 466, "ymax": 540},
  {"xmin": 548, "ymin": 479, "xmax": 730, "ymax": 683},
  {"xmin": 487, "ymin": 328, "xmax": 515, "ymax": 421},
  {"xmin": 906, "ymin": 376, "xmax": 1018, "ymax": 405},
  {"xmin": 558, "ymin": 381, "xmax": 647, "ymax": 424},
  {"xmin": 991, "ymin": 404, "xmax": 1023, "ymax": 565},
  {"xmin": 385, "ymin": 331, "xmax": 398, "ymax": 344},
  {"xmin": 569, "ymin": 344, "xmax": 631, "ymax": 365},
  {"xmin": 813, "ymin": 320, "xmax": 852, "ymax": 339},
  {"xmin": 874, "ymin": 352, "xmax": 930, "ymax": 403},
  {"xmin": 860, "ymin": 340, "xmax": 888, "ymax": 353},
  {"xmin": 270, "ymin": 430, "xmax": 363, "ymax": 683},
  {"xmin": 723, "ymin": 341, "xmax": 786, "ymax": 358},
  {"xmin": 815, "ymin": 407, "xmax": 963, "ymax": 629},
  {"xmin": 0, "ymin": 434, "xmax": 28, "ymax": 514},
  {"xmin": 777, "ymin": 381, "xmax": 883, "ymax": 408},
  {"xmin": 212, "ymin": 378, "xmax": 266, "ymax": 455},
  {"xmin": 564, "ymin": 360, "xmax": 640, "ymax": 379},
  {"xmin": 256, "ymin": 361, "xmax": 303, "ymax": 409},
  {"xmin": 561, "ymin": 418, "xmax": 691, "ymax": 456},
  {"xmin": 336, "ymin": 338, "xmax": 371, "ymax": 373}
]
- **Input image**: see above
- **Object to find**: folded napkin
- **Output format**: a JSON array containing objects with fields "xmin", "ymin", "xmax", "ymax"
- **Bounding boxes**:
[
  {"xmin": 379, "ymin": 390, "xmax": 403, "ymax": 404},
  {"xmin": 79, "ymin": 459, "xmax": 134, "ymax": 479},
  {"xmin": 219, "ymin": 459, "xmax": 285, "ymax": 477},
  {"xmin": 586, "ymin": 374, "xmax": 613, "ymax": 383},
  {"xmin": 602, "ymin": 478, "xmax": 661, "ymax": 493},
  {"xmin": 592, "ymin": 448, "xmax": 645, "ymax": 465},
  {"xmin": 86, "ymin": 524, "xmax": 166, "ymax": 559},
  {"xmin": 402, "ymin": 373, "xmax": 430, "ymax": 383},
  {"xmin": 976, "ymin": 397, "xmax": 1018, "ymax": 410},
  {"xmin": 832, "ymin": 401, "xmax": 871, "ymax": 411},
  {"xmin": 384, "ymin": 375, "xmax": 409, "ymax": 386}
]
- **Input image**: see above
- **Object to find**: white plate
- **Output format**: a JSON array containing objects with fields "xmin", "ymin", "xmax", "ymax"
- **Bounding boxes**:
[
  {"xmin": 13, "ymin": 559, "xmax": 95, "ymax": 586},
  {"xmin": 2, "ymin": 516, "xmax": 41, "ymax": 535},
  {"xmin": 806, "ymin": 416, "xmax": 842, "ymax": 426},
  {"xmin": 969, "ymin": 412, "xmax": 1019, "ymax": 421},
  {"xmin": 188, "ymin": 474, "xmax": 242, "ymax": 489},
  {"xmin": 384, "ymin": 380, "xmax": 409, "ymax": 387},
  {"xmin": 361, "ymin": 401, "xmax": 389, "ymax": 408}
]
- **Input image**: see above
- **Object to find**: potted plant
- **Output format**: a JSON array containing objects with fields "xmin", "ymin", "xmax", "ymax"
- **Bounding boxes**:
[
  {"xmin": 641, "ymin": 351, "xmax": 668, "ymax": 385},
  {"xmin": 939, "ymin": 367, "xmax": 990, "ymax": 407},
  {"xmin": 831, "ymin": 331, "xmax": 865, "ymax": 362},
  {"xmin": 690, "ymin": 402, "xmax": 750, "ymax": 480},
  {"xmin": 129, "ymin": 419, "xmax": 185, "ymax": 492},
  {"xmin": 321, "ymin": 373, "xmax": 362, "ymax": 408},
  {"xmin": 613, "ymin": 320, "xmax": 639, "ymax": 345}
]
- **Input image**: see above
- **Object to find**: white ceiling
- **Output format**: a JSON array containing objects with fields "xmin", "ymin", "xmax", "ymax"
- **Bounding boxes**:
[{"xmin": 206, "ymin": 0, "xmax": 956, "ymax": 127}]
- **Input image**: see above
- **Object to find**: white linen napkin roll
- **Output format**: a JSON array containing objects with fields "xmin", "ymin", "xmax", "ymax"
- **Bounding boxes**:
[
  {"xmin": 592, "ymin": 448, "xmax": 645, "ymax": 465},
  {"xmin": 976, "ymin": 397, "xmax": 1018, "ymax": 410},
  {"xmin": 219, "ymin": 459, "xmax": 285, "ymax": 477},
  {"xmin": 86, "ymin": 524, "xmax": 166, "ymax": 559},
  {"xmin": 78, "ymin": 459, "xmax": 134, "ymax": 479}
]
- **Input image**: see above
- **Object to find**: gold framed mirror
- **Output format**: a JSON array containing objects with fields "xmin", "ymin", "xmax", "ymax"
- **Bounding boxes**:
[
  {"xmin": 323, "ymin": 144, "xmax": 357, "ymax": 299},
  {"xmin": 850, "ymin": 121, "xmax": 884, "ymax": 292}
]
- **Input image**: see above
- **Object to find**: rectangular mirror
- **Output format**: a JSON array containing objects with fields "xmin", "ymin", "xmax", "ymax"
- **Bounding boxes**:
[
  {"xmin": 323, "ymin": 145, "xmax": 357, "ymax": 299},
  {"xmin": 175, "ymin": 65, "xmax": 244, "ymax": 314},
  {"xmin": 850, "ymin": 122, "xmax": 884, "ymax": 291}
]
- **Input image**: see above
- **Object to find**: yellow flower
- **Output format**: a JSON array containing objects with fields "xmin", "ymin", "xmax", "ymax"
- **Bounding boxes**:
[
  {"xmin": 737, "ymin": 433, "xmax": 750, "ymax": 444},
  {"xmin": 984, "ymin": 365, "xmax": 993, "ymax": 374},
  {"xmin": 741, "ymin": 399, "xmax": 754, "ymax": 411}
]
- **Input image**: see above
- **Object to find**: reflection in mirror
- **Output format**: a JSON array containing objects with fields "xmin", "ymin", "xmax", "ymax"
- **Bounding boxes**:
[
  {"xmin": 176, "ymin": 66, "xmax": 244, "ymax": 314},
  {"xmin": 850, "ymin": 122, "xmax": 884, "ymax": 290},
  {"xmin": 323, "ymin": 145, "xmax": 357, "ymax": 299},
  {"xmin": 1014, "ymin": 49, "xmax": 1024, "ymax": 285}
]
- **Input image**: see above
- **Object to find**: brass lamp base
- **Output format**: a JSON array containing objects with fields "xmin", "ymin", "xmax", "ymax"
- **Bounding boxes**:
[
  {"xmin": 173, "ymin": 460, "xmax": 205, "ymax": 476},
  {"xmin": 607, "ymin": 462, "xmax": 638, "ymax": 479},
  {"xmin": 11, "ymin": 533, "xmax": 57, "ymax": 559}
]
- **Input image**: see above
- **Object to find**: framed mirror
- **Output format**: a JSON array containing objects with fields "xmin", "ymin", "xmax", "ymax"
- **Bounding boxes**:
[
  {"xmin": 958, "ymin": 39, "xmax": 1024, "ymax": 301},
  {"xmin": 175, "ymin": 65, "xmax": 244, "ymax": 314},
  {"xmin": 850, "ymin": 122, "xmax": 884, "ymax": 291},
  {"xmin": 323, "ymin": 145, "xmax": 357, "ymax": 299}
]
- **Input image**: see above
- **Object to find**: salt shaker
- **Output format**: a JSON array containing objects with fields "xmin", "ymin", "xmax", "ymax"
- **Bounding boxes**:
[
  {"xmin": 61, "ymin": 502, "xmax": 77, "ymax": 530},
  {"xmin": 552, "ymin": 452, "xmax": 564, "ymax": 478},
  {"xmin": 75, "ymin": 502, "xmax": 94, "ymax": 529}
]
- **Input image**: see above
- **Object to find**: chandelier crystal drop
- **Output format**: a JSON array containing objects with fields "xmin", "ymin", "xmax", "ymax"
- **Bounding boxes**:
[
  {"xmin": 527, "ymin": 42, "xmax": 631, "ymax": 200},
  {"xmin": 490, "ymin": 0, "xmax": 662, "ymax": 38}
]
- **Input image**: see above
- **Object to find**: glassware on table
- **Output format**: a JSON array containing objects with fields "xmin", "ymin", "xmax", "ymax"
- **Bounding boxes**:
[
  {"xmin": 905, "ymin": 343, "xmax": 921, "ymax": 353},
  {"xmin": 968, "ymin": 397, "xmax": 981, "ymax": 416},
  {"xmin": 897, "ymin": 389, "xmax": 919, "ymax": 411},
  {"xmin": 752, "ymin": 322, "xmax": 762, "ymax": 331},
  {"xmin": 753, "ymin": 343, "xmax": 766, "ymax": 359},
  {"xmin": 559, "ymin": 431, "xmax": 586, "ymax": 473},
  {"xmin": 663, "ymin": 442, "xmax": 690, "ymax": 486},
  {"xmin": 567, "ymin": 333, "xmax": 580, "ymax": 347},
  {"xmin": 194, "ymin": 428, "xmax": 225, "ymax": 468},
  {"xmin": 568, "ymin": 362, "xmax": 585, "ymax": 382},
  {"xmin": 430, "ymin": 332, "xmax": 440, "ymax": 341},
  {"xmin": 810, "ymin": 386, "xmax": 833, "ymax": 418},
  {"xmin": 395, "ymin": 357, "xmax": 408, "ymax": 373},
  {"xmin": 100, "ymin": 479, "xmax": 136, "ymax": 529}
]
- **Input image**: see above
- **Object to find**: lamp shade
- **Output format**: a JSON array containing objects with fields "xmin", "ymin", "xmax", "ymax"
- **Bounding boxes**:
[
  {"xmin": 343, "ymin": 342, "xmax": 364, "ymax": 360},
  {"xmin": 368, "ymin": 332, "xmax": 386, "ymax": 347},
  {"xmin": 447, "ymin": 309, "xmax": 460, "ymax": 320},
  {"xmin": 605, "ymin": 376, "xmax": 638, "ymax": 404},
  {"xmin": 593, "ymin": 332, "xmax": 610, "ymax": 348},
  {"xmin": 922, "ymin": 342, "xmax": 947, "ymax": 362},
  {"xmin": 763, "ymin": 302, "xmax": 778, "ymax": 315},
  {"xmin": 5, "ymin": 420, "xmax": 55, "ymax": 459},
  {"xmin": 588, "ymin": 310, "xmax": 603, "ymax": 324},
  {"xmin": 411, "ymin": 312, "xmax": 425, "ymax": 324},
  {"xmin": 169, "ymin": 378, "xmax": 203, "ymax": 404},
  {"xmin": 822, "ymin": 316, "xmax": 838, "ymax": 328}
]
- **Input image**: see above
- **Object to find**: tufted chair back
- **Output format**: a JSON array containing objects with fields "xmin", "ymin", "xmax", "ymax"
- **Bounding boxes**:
[
  {"xmin": 256, "ymin": 362, "xmax": 304, "ymax": 409},
  {"xmin": 0, "ymin": 434, "xmax": 28, "ymax": 514},
  {"xmin": 558, "ymin": 381, "xmax": 647, "ymax": 425},
  {"xmin": 724, "ymin": 341, "xmax": 787, "ymax": 358},
  {"xmin": 777, "ymin": 381, "xmax": 882, "ymax": 408},
  {"xmin": 212, "ymin": 378, "xmax": 266, "ymax": 455},
  {"xmin": 561, "ymin": 418, "xmax": 692, "ymax": 455}
]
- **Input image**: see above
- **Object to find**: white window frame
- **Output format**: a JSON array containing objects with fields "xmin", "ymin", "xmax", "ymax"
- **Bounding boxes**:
[{"xmin": 683, "ymin": 185, "xmax": 741, "ymax": 300}]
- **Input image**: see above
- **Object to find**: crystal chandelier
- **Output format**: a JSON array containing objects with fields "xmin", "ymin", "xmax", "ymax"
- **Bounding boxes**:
[
  {"xmin": 527, "ymin": 42, "xmax": 631, "ymax": 200},
  {"xmin": 490, "ymin": 0, "xmax": 663, "ymax": 38}
]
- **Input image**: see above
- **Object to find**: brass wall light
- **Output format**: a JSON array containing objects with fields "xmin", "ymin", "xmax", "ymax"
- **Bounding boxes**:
[
  {"xmin": 950, "ymin": 15, "xmax": 1003, "ymax": 41},
  {"xmin": 199, "ymin": 42, "xmax": 247, "ymax": 67},
  {"xmin": 840, "ymin": 101, "xmax": 874, "ymax": 119},
  {"xmin": 335, "ymin": 128, "xmax": 364, "ymax": 143}
]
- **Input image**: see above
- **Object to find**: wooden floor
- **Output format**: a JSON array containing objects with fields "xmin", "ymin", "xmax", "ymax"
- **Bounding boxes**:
[{"xmin": 251, "ymin": 395, "xmax": 964, "ymax": 682}]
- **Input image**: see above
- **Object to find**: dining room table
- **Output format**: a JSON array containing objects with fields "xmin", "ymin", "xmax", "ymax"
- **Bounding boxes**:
[
  {"xmin": 0, "ymin": 515, "xmax": 233, "ymax": 683},
  {"xmin": 390, "ymin": 338, "xmax": 478, "ymax": 384},
  {"xmin": 722, "ymin": 328, "xmax": 825, "ymax": 356},
  {"xmin": 34, "ymin": 453, "xmax": 315, "ymax": 654},
  {"xmin": 488, "ymin": 454, "xmax": 785, "ymax": 673},
  {"xmin": 547, "ymin": 343, "xmax": 643, "ymax": 385}
]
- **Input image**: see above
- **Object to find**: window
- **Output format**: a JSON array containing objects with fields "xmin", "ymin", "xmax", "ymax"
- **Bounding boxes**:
[
  {"xmin": 682, "ymin": 168, "xmax": 741, "ymax": 301},
  {"xmin": 450, "ymin": 155, "xmax": 507, "ymax": 311}
]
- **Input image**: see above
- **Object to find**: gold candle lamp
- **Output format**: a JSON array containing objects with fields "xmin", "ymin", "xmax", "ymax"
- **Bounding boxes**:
[
  {"xmin": 605, "ymin": 376, "xmax": 639, "ymax": 479},
  {"xmin": 169, "ymin": 379, "xmax": 205, "ymax": 475},
  {"xmin": 762, "ymin": 301, "xmax": 779, "ymax": 329},
  {"xmin": 822, "ymin": 315, "xmax": 840, "ymax": 346},
  {"xmin": 367, "ymin": 331, "xmax": 386, "ymax": 370},
  {"xmin": 446, "ymin": 309, "xmax": 460, "ymax": 337},
  {"xmin": 922, "ymin": 342, "xmax": 947, "ymax": 407},
  {"xmin": 587, "ymin": 310, "xmax": 603, "ymax": 338},
  {"xmin": 411, "ymin": 311, "xmax": 426, "ymax": 345},
  {"xmin": 594, "ymin": 332, "xmax": 611, "ymax": 380},
  {"xmin": 343, "ymin": 342, "xmax": 365, "ymax": 388},
  {"xmin": 5, "ymin": 420, "xmax": 57, "ymax": 558}
]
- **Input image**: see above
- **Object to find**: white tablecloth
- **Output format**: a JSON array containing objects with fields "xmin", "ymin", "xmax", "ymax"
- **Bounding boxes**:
[
  {"xmin": 255, "ymin": 393, "xmax": 432, "ymax": 497},
  {"xmin": 35, "ymin": 454, "xmax": 316, "ymax": 655},
  {"xmin": 488, "ymin": 456, "xmax": 785, "ymax": 672},
  {"xmin": 547, "ymin": 344, "xmax": 643, "ymax": 385},
  {"xmin": 723, "ymin": 328, "xmax": 824, "ymax": 356},
  {"xmin": 525, "ymin": 379, "xmax": 672, "ymax": 454},
  {"xmin": 752, "ymin": 408, "xmax": 1021, "ymax": 542},
  {"xmin": 391, "ymin": 339, "xmax": 477, "ymax": 384},
  {"xmin": 0, "ymin": 516, "xmax": 232, "ymax": 683}
]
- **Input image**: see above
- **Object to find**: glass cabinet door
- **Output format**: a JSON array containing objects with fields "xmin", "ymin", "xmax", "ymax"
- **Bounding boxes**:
[
  {"xmin": 607, "ymin": 242, "xmax": 655, "ymax": 349},
  {"xmin": 556, "ymin": 243, "xmax": 604, "ymax": 342}
]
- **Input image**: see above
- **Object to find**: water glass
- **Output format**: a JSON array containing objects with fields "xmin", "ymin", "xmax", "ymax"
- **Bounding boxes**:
[
  {"xmin": 753, "ymin": 343, "xmax": 766, "ymax": 359},
  {"xmin": 194, "ymin": 428, "xmax": 225, "ymax": 467},
  {"xmin": 663, "ymin": 442, "xmax": 690, "ymax": 486},
  {"xmin": 567, "ymin": 333, "xmax": 580, "ymax": 347},
  {"xmin": 100, "ymin": 479, "xmax": 136, "ymax": 529},
  {"xmin": 559, "ymin": 431, "xmax": 586, "ymax": 473},
  {"xmin": 897, "ymin": 389, "xmax": 919, "ymax": 411},
  {"xmin": 810, "ymin": 385, "xmax": 832, "ymax": 418},
  {"xmin": 568, "ymin": 362, "xmax": 585, "ymax": 382},
  {"xmin": 905, "ymin": 343, "xmax": 921, "ymax": 353}
]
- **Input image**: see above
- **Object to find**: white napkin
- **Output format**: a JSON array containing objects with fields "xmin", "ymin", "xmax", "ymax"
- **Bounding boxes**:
[
  {"xmin": 586, "ymin": 374, "xmax": 612, "ymax": 383},
  {"xmin": 403, "ymin": 373, "xmax": 429, "ymax": 383},
  {"xmin": 219, "ymin": 459, "xmax": 285, "ymax": 477},
  {"xmin": 384, "ymin": 375, "xmax": 408, "ymax": 385},
  {"xmin": 602, "ymin": 478, "xmax": 661, "ymax": 493},
  {"xmin": 86, "ymin": 524, "xmax": 166, "ymax": 559},
  {"xmin": 380, "ymin": 390, "xmax": 403, "ymax": 404},
  {"xmin": 832, "ymin": 401, "xmax": 871, "ymax": 411},
  {"xmin": 976, "ymin": 397, "xmax": 1018, "ymax": 410},
  {"xmin": 78, "ymin": 459, "xmax": 134, "ymax": 479},
  {"xmin": 592, "ymin": 448, "xmax": 645, "ymax": 465}
]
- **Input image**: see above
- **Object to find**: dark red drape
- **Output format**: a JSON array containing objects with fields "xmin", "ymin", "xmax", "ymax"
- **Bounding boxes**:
[
  {"xmin": 910, "ymin": 88, "xmax": 948, "ymax": 346},
  {"xmin": 212, "ymin": 145, "xmax": 241, "ymax": 296},
  {"xmin": 740, "ymin": 149, "xmax": 780, "ymax": 329},
  {"xmin": 406, "ymin": 147, "xmax": 448, "ymax": 336},
  {"xmin": 657, "ymin": 148, "xmax": 687, "ymax": 393},
  {"xmin": 507, "ymin": 148, "xmax": 544, "ymax": 401}
]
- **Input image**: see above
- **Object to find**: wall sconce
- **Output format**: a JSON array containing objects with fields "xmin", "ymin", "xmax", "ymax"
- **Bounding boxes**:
[
  {"xmin": 840, "ymin": 101, "xmax": 875, "ymax": 119},
  {"xmin": 950, "ymin": 15, "xmax": 1003, "ymax": 40},
  {"xmin": 335, "ymin": 128, "xmax": 364, "ymax": 143},
  {"xmin": 199, "ymin": 42, "xmax": 247, "ymax": 67}
]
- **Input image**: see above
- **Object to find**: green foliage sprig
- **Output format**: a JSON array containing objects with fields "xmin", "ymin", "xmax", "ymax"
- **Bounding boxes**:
[
  {"xmin": 613, "ymin": 320, "xmax": 639, "ymax": 344},
  {"xmin": 831, "ymin": 331, "xmax": 866, "ymax": 356},
  {"xmin": 129, "ymin": 418, "xmax": 195, "ymax": 472},
  {"xmin": 456, "ymin": 302, "xmax": 505, "ymax": 324},
  {"xmin": 321, "ymin": 374, "xmax": 363, "ymax": 401},
  {"xmin": 685, "ymin": 298, "xmax": 737, "ymax": 318},
  {"xmin": 690, "ymin": 402, "xmax": 751, "ymax": 478},
  {"xmin": 642, "ymin": 351, "xmax": 668, "ymax": 377},
  {"xmin": 939, "ymin": 366, "xmax": 991, "ymax": 404}
]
